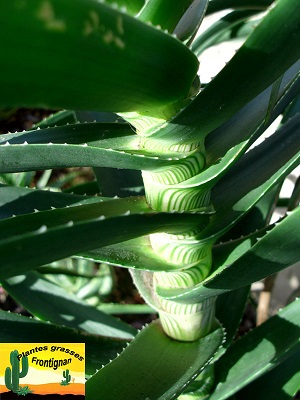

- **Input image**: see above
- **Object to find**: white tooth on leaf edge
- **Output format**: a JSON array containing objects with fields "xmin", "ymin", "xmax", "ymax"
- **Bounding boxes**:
[{"xmin": 37, "ymin": 225, "xmax": 47, "ymax": 234}]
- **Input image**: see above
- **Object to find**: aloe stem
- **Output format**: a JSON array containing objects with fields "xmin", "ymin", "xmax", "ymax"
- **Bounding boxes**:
[
  {"xmin": 137, "ymin": 129, "xmax": 216, "ymax": 341},
  {"xmin": 138, "ymin": 130, "xmax": 217, "ymax": 396}
]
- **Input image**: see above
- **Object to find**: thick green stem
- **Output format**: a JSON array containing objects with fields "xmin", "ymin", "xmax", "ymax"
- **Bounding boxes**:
[
  {"xmin": 139, "ymin": 134, "xmax": 216, "ymax": 342},
  {"xmin": 151, "ymin": 228, "xmax": 216, "ymax": 341},
  {"xmin": 126, "ymin": 105, "xmax": 216, "ymax": 393}
]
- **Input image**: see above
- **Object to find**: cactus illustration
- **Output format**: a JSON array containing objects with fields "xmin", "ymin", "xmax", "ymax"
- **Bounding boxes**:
[
  {"xmin": 60, "ymin": 369, "xmax": 71, "ymax": 386},
  {"xmin": 16, "ymin": 386, "xmax": 33, "ymax": 396},
  {"xmin": 4, "ymin": 350, "xmax": 29, "ymax": 393}
]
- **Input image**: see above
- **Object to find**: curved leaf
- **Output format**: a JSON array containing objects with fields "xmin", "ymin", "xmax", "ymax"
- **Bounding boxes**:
[
  {"xmin": 137, "ymin": 0, "xmax": 194, "ymax": 32},
  {"xmin": 202, "ymin": 112, "xmax": 300, "ymax": 240},
  {"xmin": 0, "ymin": 310, "xmax": 129, "ymax": 376},
  {"xmin": 0, "ymin": 0, "xmax": 198, "ymax": 114},
  {"xmin": 78, "ymin": 236, "xmax": 196, "ymax": 272},
  {"xmin": 192, "ymin": 10, "xmax": 259, "ymax": 56},
  {"xmin": 235, "ymin": 350, "xmax": 300, "ymax": 400},
  {"xmin": 0, "ymin": 184, "xmax": 104, "ymax": 219},
  {"xmin": 86, "ymin": 319, "xmax": 224, "ymax": 400},
  {"xmin": 157, "ymin": 205, "xmax": 300, "ymax": 303},
  {"xmin": 210, "ymin": 299, "xmax": 300, "ymax": 400},
  {"xmin": 34, "ymin": 110, "xmax": 77, "ymax": 129},
  {"xmin": 104, "ymin": 0, "xmax": 145, "ymax": 16},
  {"xmin": 2, "ymin": 271, "xmax": 136, "ymax": 339},
  {"xmin": 0, "ymin": 123, "xmax": 181, "ymax": 173},
  {"xmin": 217, "ymin": 184, "xmax": 280, "ymax": 242},
  {"xmin": 171, "ymin": 61, "xmax": 300, "ymax": 192},
  {"xmin": 97, "ymin": 303, "xmax": 154, "ymax": 314},
  {"xmin": 215, "ymin": 287, "xmax": 250, "ymax": 350},
  {"xmin": 0, "ymin": 196, "xmax": 209, "ymax": 278},
  {"xmin": 149, "ymin": 0, "xmax": 300, "ymax": 144},
  {"xmin": 173, "ymin": 0, "xmax": 209, "ymax": 43}
]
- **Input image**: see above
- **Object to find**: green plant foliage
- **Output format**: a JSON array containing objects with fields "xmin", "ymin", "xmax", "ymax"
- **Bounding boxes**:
[
  {"xmin": 86, "ymin": 320, "xmax": 224, "ymax": 400},
  {"xmin": 210, "ymin": 299, "xmax": 300, "ymax": 400},
  {"xmin": 2, "ymin": 271, "xmax": 136, "ymax": 339},
  {"xmin": 157, "ymin": 206, "xmax": 300, "ymax": 303},
  {"xmin": 235, "ymin": 350, "xmax": 300, "ymax": 400},
  {"xmin": 0, "ymin": 0, "xmax": 299, "ymax": 398},
  {"xmin": 0, "ymin": 0, "xmax": 198, "ymax": 114}
]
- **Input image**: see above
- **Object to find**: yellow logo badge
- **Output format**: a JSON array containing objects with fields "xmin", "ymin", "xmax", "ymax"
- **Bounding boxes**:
[{"xmin": 0, "ymin": 343, "xmax": 85, "ymax": 399}]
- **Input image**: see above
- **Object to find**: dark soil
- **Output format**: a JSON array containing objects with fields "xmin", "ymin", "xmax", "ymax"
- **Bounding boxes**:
[
  {"xmin": 0, "ymin": 108, "xmax": 55, "ymax": 133},
  {"xmin": 1, "ymin": 393, "xmax": 84, "ymax": 400}
]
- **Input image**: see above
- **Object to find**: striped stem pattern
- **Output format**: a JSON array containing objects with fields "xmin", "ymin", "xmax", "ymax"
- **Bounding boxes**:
[
  {"xmin": 139, "ymin": 133, "xmax": 216, "ymax": 342},
  {"xmin": 122, "ymin": 110, "xmax": 217, "ymax": 395}
]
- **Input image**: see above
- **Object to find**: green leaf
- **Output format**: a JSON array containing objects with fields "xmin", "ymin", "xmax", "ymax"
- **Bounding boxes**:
[
  {"xmin": 173, "ymin": 0, "xmax": 209, "ymax": 43},
  {"xmin": 92, "ymin": 167, "xmax": 143, "ymax": 197},
  {"xmin": 192, "ymin": 10, "xmax": 259, "ymax": 56},
  {"xmin": 192, "ymin": 61, "xmax": 300, "ymax": 192},
  {"xmin": 63, "ymin": 180, "xmax": 100, "ymax": 196},
  {"xmin": 97, "ymin": 303, "xmax": 155, "ymax": 314},
  {"xmin": 37, "ymin": 265, "xmax": 97, "ymax": 278},
  {"xmin": 203, "ymin": 112, "xmax": 300, "ymax": 240},
  {"xmin": 33, "ymin": 110, "xmax": 77, "ymax": 129},
  {"xmin": 151, "ymin": 0, "xmax": 300, "ymax": 144},
  {"xmin": 215, "ymin": 287, "xmax": 250, "ymax": 350},
  {"xmin": 75, "ymin": 110, "xmax": 118, "ymax": 123},
  {"xmin": 0, "ymin": 196, "xmax": 209, "ymax": 278},
  {"xmin": 0, "ymin": 123, "xmax": 192, "ymax": 173},
  {"xmin": 104, "ymin": 0, "xmax": 145, "ymax": 16},
  {"xmin": 0, "ymin": 0, "xmax": 198, "ymax": 114},
  {"xmin": 79, "ymin": 236, "xmax": 195, "ymax": 272},
  {"xmin": 282, "ymin": 92, "xmax": 300, "ymax": 124},
  {"xmin": 137, "ymin": 0, "xmax": 194, "ymax": 33},
  {"xmin": 2, "ymin": 271, "xmax": 136, "ymax": 339},
  {"xmin": 209, "ymin": 299, "xmax": 300, "ymax": 400},
  {"xmin": 235, "ymin": 350, "xmax": 300, "ymax": 400},
  {"xmin": 0, "ymin": 171, "xmax": 35, "ymax": 188},
  {"xmin": 0, "ymin": 310, "xmax": 129, "ymax": 376},
  {"xmin": 86, "ymin": 319, "xmax": 224, "ymax": 400},
  {"xmin": 218, "ymin": 185, "xmax": 280, "ymax": 242},
  {"xmin": 288, "ymin": 176, "xmax": 300, "ymax": 212},
  {"xmin": 0, "ymin": 184, "xmax": 104, "ymax": 219},
  {"xmin": 157, "ymin": 206, "xmax": 300, "ymax": 303}
]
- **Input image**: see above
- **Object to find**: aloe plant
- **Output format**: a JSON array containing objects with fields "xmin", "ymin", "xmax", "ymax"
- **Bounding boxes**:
[{"xmin": 0, "ymin": 0, "xmax": 299, "ymax": 399}]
